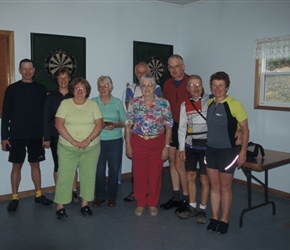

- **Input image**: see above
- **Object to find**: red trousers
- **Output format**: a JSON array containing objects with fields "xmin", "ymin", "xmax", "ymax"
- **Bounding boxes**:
[{"xmin": 131, "ymin": 133, "xmax": 165, "ymax": 207}]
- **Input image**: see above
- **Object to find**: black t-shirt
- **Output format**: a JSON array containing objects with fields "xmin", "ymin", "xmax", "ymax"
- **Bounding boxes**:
[{"xmin": 1, "ymin": 80, "xmax": 47, "ymax": 140}]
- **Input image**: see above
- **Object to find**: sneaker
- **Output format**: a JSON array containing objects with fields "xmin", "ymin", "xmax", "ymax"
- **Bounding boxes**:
[
  {"xmin": 56, "ymin": 208, "xmax": 68, "ymax": 220},
  {"xmin": 178, "ymin": 206, "xmax": 198, "ymax": 219},
  {"xmin": 175, "ymin": 199, "xmax": 188, "ymax": 214},
  {"xmin": 160, "ymin": 197, "xmax": 179, "ymax": 210},
  {"xmin": 72, "ymin": 191, "xmax": 80, "ymax": 203},
  {"xmin": 7, "ymin": 199, "xmax": 19, "ymax": 212},
  {"xmin": 81, "ymin": 206, "xmax": 92, "ymax": 217},
  {"xmin": 35, "ymin": 195, "xmax": 53, "ymax": 206},
  {"xmin": 196, "ymin": 209, "xmax": 207, "ymax": 224},
  {"xmin": 216, "ymin": 221, "xmax": 229, "ymax": 234},
  {"xmin": 207, "ymin": 218, "xmax": 219, "ymax": 232}
]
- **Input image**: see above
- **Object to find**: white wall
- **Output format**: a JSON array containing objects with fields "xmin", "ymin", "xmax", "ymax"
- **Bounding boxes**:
[
  {"xmin": 0, "ymin": 0, "xmax": 184, "ymax": 195},
  {"xmin": 0, "ymin": 0, "xmax": 289, "ymax": 195},
  {"xmin": 183, "ymin": 1, "xmax": 290, "ymax": 192}
]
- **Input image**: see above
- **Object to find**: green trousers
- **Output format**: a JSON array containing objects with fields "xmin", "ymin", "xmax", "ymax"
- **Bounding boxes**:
[{"xmin": 54, "ymin": 142, "xmax": 100, "ymax": 204}]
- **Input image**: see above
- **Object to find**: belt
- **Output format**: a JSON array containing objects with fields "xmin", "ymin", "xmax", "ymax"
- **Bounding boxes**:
[{"xmin": 137, "ymin": 134, "xmax": 160, "ymax": 140}]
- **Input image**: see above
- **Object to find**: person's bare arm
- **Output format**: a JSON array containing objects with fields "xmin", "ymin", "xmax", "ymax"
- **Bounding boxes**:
[
  {"xmin": 80, "ymin": 118, "xmax": 104, "ymax": 150},
  {"xmin": 162, "ymin": 127, "xmax": 172, "ymax": 160},
  {"xmin": 1, "ymin": 139, "xmax": 11, "ymax": 151},
  {"xmin": 125, "ymin": 123, "xmax": 133, "ymax": 158},
  {"xmin": 237, "ymin": 119, "xmax": 250, "ymax": 167},
  {"xmin": 55, "ymin": 117, "xmax": 81, "ymax": 149}
]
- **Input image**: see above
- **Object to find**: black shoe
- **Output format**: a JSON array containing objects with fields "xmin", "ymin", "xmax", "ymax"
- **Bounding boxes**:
[
  {"xmin": 207, "ymin": 218, "xmax": 219, "ymax": 232},
  {"xmin": 123, "ymin": 191, "xmax": 135, "ymax": 202},
  {"xmin": 7, "ymin": 199, "xmax": 19, "ymax": 212},
  {"xmin": 175, "ymin": 199, "xmax": 188, "ymax": 214},
  {"xmin": 56, "ymin": 208, "xmax": 68, "ymax": 220},
  {"xmin": 35, "ymin": 195, "xmax": 53, "ymax": 206},
  {"xmin": 216, "ymin": 221, "xmax": 229, "ymax": 234},
  {"xmin": 81, "ymin": 206, "xmax": 92, "ymax": 217},
  {"xmin": 160, "ymin": 197, "xmax": 179, "ymax": 210}
]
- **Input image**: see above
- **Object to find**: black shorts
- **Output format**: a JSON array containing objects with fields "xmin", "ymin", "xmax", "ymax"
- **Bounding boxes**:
[
  {"xmin": 205, "ymin": 145, "xmax": 240, "ymax": 174},
  {"xmin": 170, "ymin": 122, "xmax": 180, "ymax": 149},
  {"xmin": 185, "ymin": 147, "xmax": 207, "ymax": 175},
  {"xmin": 8, "ymin": 138, "xmax": 45, "ymax": 163}
]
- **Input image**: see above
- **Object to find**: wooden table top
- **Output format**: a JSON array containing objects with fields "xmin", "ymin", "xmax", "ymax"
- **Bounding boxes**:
[{"xmin": 243, "ymin": 149, "xmax": 290, "ymax": 172}]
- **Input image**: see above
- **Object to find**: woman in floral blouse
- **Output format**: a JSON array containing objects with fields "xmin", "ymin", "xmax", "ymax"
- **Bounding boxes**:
[{"xmin": 125, "ymin": 74, "xmax": 173, "ymax": 216}]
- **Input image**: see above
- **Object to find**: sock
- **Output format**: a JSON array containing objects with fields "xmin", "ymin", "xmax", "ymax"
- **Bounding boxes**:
[
  {"xmin": 182, "ymin": 195, "xmax": 189, "ymax": 202},
  {"xmin": 173, "ymin": 190, "xmax": 180, "ymax": 201},
  {"xmin": 12, "ymin": 194, "xmax": 19, "ymax": 200},
  {"xmin": 35, "ymin": 190, "xmax": 42, "ymax": 198},
  {"xmin": 72, "ymin": 189, "xmax": 77, "ymax": 193},
  {"xmin": 200, "ymin": 204, "xmax": 207, "ymax": 210},
  {"xmin": 190, "ymin": 202, "xmax": 197, "ymax": 208}
]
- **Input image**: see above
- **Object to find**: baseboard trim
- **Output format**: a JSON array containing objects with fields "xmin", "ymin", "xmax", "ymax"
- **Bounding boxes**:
[
  {"xmin": 0, "ymin": 186, "xmax": 56, "ymax": 202},
  {"xmin": 232, "ymin": 178, "xmax": 290, "ymax": 199},
  {"xmin": 0, "ymin": 169, "xmax": 289, "ymax": 202},
  {"xmin": 0, "ymin": 172, "xmax": 134, "ymax": 202}
]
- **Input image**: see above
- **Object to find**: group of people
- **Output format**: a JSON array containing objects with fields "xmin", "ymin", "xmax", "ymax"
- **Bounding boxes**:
[
  {"xmin": 1, "ymin": 55, "xmax": 249, "ymax": 234},
  {"xmin": 123, "ymin": 54, "xmax": 248, "ymax": 235},
  {"xmin": 1, "ymin": 59, "xmax": 125, "ymax": 220},
  {"xmin": 157, "ymin": 55, "xmax": 249, "ymax": 235}
]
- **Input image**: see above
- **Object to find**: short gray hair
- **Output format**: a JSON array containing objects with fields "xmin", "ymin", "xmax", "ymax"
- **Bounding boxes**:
[
  {"xmin": 134, "ymin": 62, "xmax": 150, "ymax": 74},
  {"xmin": 97, "ymin": 75, "xmax": 114, "ymax": 91},
  {"xmin": 168, "ymin": 54, "xmax": 184, "ymax": 64},
  {"xmin": 187, "ymin": 75, "xmax": 203, "ymax": 86},
  {"xmin": 139, "ymin": 74, "xmax": 156, "ymax": 87}
]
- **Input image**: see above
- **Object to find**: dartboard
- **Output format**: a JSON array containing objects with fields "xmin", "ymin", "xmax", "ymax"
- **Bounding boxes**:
[
  {"xmin": 147, "ymin": 56, "xmax": 165, "ymax": 83},
  {"xmin": 44, "ymin": 49, "xmax": 77, "ymax": 78}
]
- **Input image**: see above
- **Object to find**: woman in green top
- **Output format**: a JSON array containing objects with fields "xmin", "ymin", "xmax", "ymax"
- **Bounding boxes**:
[
  {"xmin": 54, "ymin": 77, "xmax": 103, "ymax": 219},
  {"xmin": 91, "ymin": 76, "xmax": 126, "ymax": 207}
]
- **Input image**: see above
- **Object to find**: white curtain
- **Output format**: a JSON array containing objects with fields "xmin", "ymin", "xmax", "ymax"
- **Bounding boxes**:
[{"xmin": 254, "ymin": 34, "xmax": 290, "ymax": 59}]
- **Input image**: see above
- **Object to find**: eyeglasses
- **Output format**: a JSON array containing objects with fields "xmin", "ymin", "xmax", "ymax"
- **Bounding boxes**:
[
  {"xmin": 98, "ymin": 84, "xmax": 109, "ymax": 89},
  {"xmin": 141, "ymin": 83, "xmax": 154, "ymax": 88},
  {"xmin": 74, "ymin": 86, "xmax": 86, "ymax": 91},
  {"xmin": 168, "ymin": 64, "xmax": 182, "ymax": 70},
  {"xmin": 188, "ymin": 83, "xmax": 202, "ymax": 88}
]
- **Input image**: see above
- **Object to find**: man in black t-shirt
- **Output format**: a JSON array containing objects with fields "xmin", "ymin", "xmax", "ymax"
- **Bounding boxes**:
[{"xmin": 1, "ymin": 58, "xmax": 53, "ymax": 212}]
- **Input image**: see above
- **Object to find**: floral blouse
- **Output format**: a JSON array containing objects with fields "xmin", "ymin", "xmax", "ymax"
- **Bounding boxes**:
[{"xmin": 126, "ymin": 96, "xmax": 173, "ymax": 136}]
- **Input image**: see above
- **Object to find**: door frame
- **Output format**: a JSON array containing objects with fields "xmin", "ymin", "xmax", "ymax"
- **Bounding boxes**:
[{"xmin": 0, "ymin": 30, "xmax": 15, "ymax": 117}]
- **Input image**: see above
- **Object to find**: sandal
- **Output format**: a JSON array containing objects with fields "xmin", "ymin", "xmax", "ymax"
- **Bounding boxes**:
[{"xmin": 123, "ymin": 191, "xmax": 135, "ymax": 202}]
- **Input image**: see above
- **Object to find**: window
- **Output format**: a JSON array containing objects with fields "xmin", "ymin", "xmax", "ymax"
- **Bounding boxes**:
[{"xmin": 254, "ymin": 35, "xmax": 290, "ymax": 111}]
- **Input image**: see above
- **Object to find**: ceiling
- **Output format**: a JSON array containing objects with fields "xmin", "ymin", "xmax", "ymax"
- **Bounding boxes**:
[{"xmin": 156, "ymin": 0, "xmax": 199, "ymax": 6}]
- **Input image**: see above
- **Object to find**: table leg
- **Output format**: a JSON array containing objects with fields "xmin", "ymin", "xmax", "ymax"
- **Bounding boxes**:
[
  {"xmin": 239, "ymin": 168, "xmax": 276, "ymax": 227},
  {"xmin": 264, "ymin": 170, "xmax": 276, "ymax": 215},
  {"xmin": 239, "ymin": 167, "xmax": 251, "ymax": 227}
]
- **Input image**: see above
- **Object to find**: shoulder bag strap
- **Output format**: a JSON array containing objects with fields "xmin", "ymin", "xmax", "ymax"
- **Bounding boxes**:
[{"xmin": 190, "ymin": 99, "xmax": 207, "ymax": 121}]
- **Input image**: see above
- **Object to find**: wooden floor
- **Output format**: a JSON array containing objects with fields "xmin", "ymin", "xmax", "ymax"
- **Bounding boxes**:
[{"xmin": 0, "ymin": 170, "xmax": 289, "ymax": 250}]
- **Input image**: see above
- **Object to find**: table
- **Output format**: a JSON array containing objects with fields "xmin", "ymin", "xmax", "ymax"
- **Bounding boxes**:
[{"xmin": 239, "ymin": 149, "xmax": 290, "ymax": 227}]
